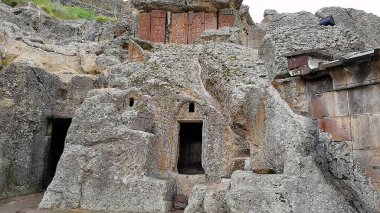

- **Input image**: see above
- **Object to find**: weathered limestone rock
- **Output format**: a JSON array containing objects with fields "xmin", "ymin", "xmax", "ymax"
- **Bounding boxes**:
[
  {"xmin": 245, "ymin": 85, "xmax": 315, "ymax": 174},
  {"xmin": 184, "ymin": 184, "xmax": 208, "ymax": 212},
  {"xmin": 316, "ymin": 7, "xmax": 380, "ymax": 49},
  {"xmin": 1, "ymin": 3, "xmax": 120, "ymax": 43},
  {"xmin": 105, "ymin": 42, "xmax": 267, "ymax": 180},
  {"xmin": 0, "ymin": 1, "xmax": 131, "ymax": 199},
  {"xmin": 132, "ymin": 0, "xmax": 187, "ymax": 12},
  {"xmin": 226, "ymin": 170, "xmax": 355, "ymax": 213},
  {"xmin": 260, "ymin": 22, "xmax": 364, "ymax": 80},
  {"xmin": 39, "ymin": 42, "xmax": 266, "ymax": 211},
  {"xmin": 283, "ymin": 49, "xmax": 380, "ymax": 212},
  {"xmin": 186, "ymin": 0, "xmax": 242, "ymax": 12},
  {"xmin": 0, "ymin": 0, "xmax": 380, "ymax": 211},
  {"xmin": 39, "ymin": 88, "xmax": 175, "ymax": 212},
  {"xmin": 185, "ymin": 179, "xmax": 230, "ymax": 213},
  {"xmin": 200, "ymin": 27, "xmax": 245, "ymax": 44},
  {"xmin": 321, "ymin": 134, "xmax": 380, "ymax": 212},
  {"xmin": 220, "ymin": 83, "xmax": 355, "ymax": 212},
  {"xmin": 174, "ymin": 174, "xmax": 206, "ymax": 197},
  {"xmin": 0, "ymin": 61, "xmax": 99, "ymax": 199},
  {"xmin": 272, "ymin": 77, "xmax": 309, "ymax": 116},
  {"xmin": 263, "ymin": 9, "xmax": 278, "ymax": 17}
]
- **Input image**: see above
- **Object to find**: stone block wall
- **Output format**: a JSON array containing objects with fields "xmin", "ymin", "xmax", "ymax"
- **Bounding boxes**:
[
  {"xmin": 307, "ymin": 57, "xmax": 380, "ymax": 188},
  {"xmin": 136, "ymin": 9, "xmax": 236, "ymax": 44}
]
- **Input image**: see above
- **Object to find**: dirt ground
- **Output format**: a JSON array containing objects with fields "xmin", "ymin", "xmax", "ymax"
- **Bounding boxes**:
[
  {"xmin": 0, "ymin": 193, "xmax": 184, "ymax": 213},
  {"xmin": 0, "ymin": 192, "xmax": 87, "ymax": 213}
]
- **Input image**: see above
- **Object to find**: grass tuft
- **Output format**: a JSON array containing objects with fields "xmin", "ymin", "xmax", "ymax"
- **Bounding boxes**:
[{"xmin": 95, "ymin": 15, "xmax": 117, "ymax": 23}]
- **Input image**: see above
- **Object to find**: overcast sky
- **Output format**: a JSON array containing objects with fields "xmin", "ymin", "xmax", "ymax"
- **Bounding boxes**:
[{"xmin": 243, "ymin": 0, "xmax": 380, "ymax": 22}]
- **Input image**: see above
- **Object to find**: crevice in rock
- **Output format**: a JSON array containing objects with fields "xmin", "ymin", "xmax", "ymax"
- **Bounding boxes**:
[
  {"xmin": 31, "ymin": 68, "xmax": 44, "ymax": 85},
  {"xmin": 330, "ymin": 173, "xmax": 374, "ymax": 213},
  {"xmin": 344, "ymin": 8, "xmax": 355, "ymax": 21},
  {"xmin": 78, "ymin": 180, "xmax": 83, "ymax": 208},
  {"xmin": 97, "ymin": 25, "xmax": 104, "ymax": 43},
  {"xmin": 77, "ymin": 46, "xmax": 85, "ymax": 73},
  {"xmin": 196, "ymin": 57, "xmax": 223, "ymax": 111},
  {"xmin": 317, "ymin": 155, "xmax": 374, "ymax": 213},
  {"xmin": 21, "ymin": 39, "xmax": 77, "ymax": 56}
]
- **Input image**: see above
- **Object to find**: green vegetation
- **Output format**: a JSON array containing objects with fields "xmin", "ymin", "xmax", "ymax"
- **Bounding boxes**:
[
  {"xmin": 3, "ymin": 0, "xmax": 117, "ymax": 22},
  {"xmin": 0, "ymin": 55, "xmax": 17, "ymax": 73},
  {"xmin": 1, "ymin": 58, "xmax": 9, "ymax": 67},
  {"xmin": 95, "ymin": 15, "xmax": 117, "ymax": 23},
  {"xmin": 136, "ymin": 103, "xmax": 148, "ymax": 112},
  {"xmin": 279, "ymin": 194, "xmax": 287, "ymax": 203}
]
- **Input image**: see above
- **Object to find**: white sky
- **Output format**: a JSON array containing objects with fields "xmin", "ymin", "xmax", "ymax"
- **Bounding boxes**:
[{"xmin": 243, "ymin": 0, "xmax": 380, "ymax": 22}]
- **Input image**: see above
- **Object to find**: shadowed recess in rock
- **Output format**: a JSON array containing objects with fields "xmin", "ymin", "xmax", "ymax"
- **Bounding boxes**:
[
  {"xmin": 42, "ymin": 118, "xmax": 71, "ymax": 189},
  {"xmin": 177, "ymin": 122, "xmax": 204, "ymax": 175}
]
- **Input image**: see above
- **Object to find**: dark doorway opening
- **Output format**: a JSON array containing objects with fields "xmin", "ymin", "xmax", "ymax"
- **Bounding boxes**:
[
  {"xmin": 177, "ymin": 122, "xmax": 204, "ymax": 175},
  {"xmin": 42, "ymin": 118, "xmax": 71, "ymax": 189}
]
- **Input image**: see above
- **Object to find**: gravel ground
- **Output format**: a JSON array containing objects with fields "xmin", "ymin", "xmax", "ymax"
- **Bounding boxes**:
[{"xmin": 0, "ymin": 193, "xmax": 184, "ymax": 213}]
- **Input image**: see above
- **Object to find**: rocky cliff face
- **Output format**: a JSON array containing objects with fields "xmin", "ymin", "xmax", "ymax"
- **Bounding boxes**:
[
  {"xmin": 0, "ymin": 0, "xmax": 380, "ymax": 212},
  {"xmin": 0, "ymin": 0, "xmax": 129, "ymax": 199}
]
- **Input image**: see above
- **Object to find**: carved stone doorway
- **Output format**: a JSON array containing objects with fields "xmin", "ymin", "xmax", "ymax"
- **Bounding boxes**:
[
  {"xmin": 177, "ymin": 122, "xmax": 204, "ymax": 175},
  {"xmin": 42, "ymin": 118, "xmax": 71, "ymax": 189}
]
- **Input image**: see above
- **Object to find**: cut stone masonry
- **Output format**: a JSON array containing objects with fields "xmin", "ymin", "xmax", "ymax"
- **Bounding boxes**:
[{"xmin": 285, "ymin": 48, "xmax": 380, "ymax": 189}]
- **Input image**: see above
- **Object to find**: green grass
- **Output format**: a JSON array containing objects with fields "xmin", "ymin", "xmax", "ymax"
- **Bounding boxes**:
[
  {"xmin": 3, "ymin": 0, "xmax": 117, "ymax": 22},
  {"xmin": 95, "ymin": 15, "xmax": 117, "ymax": 23}
]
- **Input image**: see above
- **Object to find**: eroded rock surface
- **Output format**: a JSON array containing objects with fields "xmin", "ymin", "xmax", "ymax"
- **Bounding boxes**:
[
  {"xmin": 0, "ymin": 0, "xmax": 380, "ymax": 212},
  {"xmin": 316, "ymin": 7, "xmax": 380, "ymax": 49},
  {"xmin": 0, "ymin": 0, "xmax": 129, "ymax": 199},
  {"xmin": 39, "ymin": 89, "xmax": 174, "ymax": 212},
  {"xmin": 259, "ymin": 11, "xmax": 365, "ymax": 80}
]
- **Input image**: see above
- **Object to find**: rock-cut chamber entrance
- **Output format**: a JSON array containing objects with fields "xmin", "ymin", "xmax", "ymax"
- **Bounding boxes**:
[
  {"xmin": 177, "ymin": 122, "xmax": 205, "ymax": 175},
  {"xmin": 42, "ymin": 118, "xmax": 72, "ymax": 189}
]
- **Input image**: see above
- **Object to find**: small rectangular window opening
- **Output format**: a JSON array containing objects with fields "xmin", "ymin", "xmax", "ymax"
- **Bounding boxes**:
[
  {"xmin": 189, "ymin": 102, "xmax": 195, "ymax": 112},
  {"xmin": 129, "ymin": 98, "xmax": 135, "ymax": 107}
]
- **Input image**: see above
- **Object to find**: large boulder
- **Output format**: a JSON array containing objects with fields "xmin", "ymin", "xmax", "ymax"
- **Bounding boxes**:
[
  {"xmin": 225, "ymin": 170, "xmax": 355, "ymax": 213},
  {"xmin": 39, "ymin": 88, "xmax": 175, "ymax": 212},
  {"xmin": 0, "ymin": 1, "xmax": 128, "ymax": 199},
  {"xmin": 184, "ymin": 83, "xmax": 357, "ymax": 212},
  {"xmin": 259, "ymin": 11, "xmax": 365, "ymax": 80},
  {"xmin": 316, "ymin": 7, "xmax": 380, "ymax": 49},
  {"xmin": 0, "ymin": 60, "xmax": 98, "ymax": 199},
  {"xmin": 185, "ymin": 180, "xmax": 230, "ymax": 213},
  {"xmin": 320, "ymin": 133, "xmax": 380, "ymax": 212}
]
